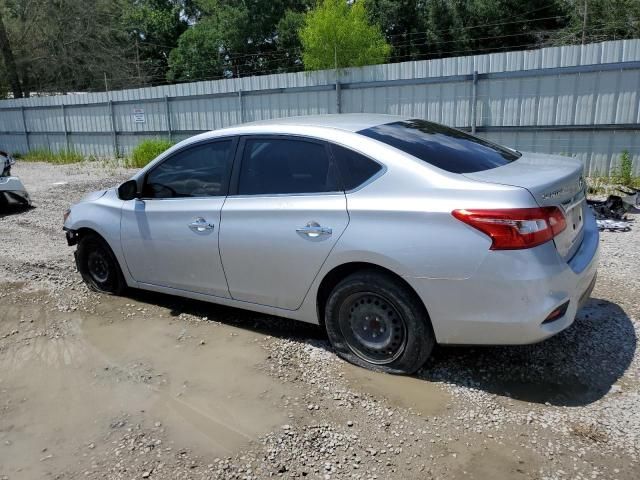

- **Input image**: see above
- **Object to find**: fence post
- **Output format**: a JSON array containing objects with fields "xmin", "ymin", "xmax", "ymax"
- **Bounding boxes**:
[
  {"xmin": 238, "ymin": 89, "xmax": 244, "ymax": 123},
  {"xmin": 334, "ymin": 44, "xmax": 341, "ymax": 114},
  {"xmin": 20, "ymin": 106, "xmax": 30, "ymax": 152},
  {"xmin": 108, "ymin": 100, "xmax": 118, "ymax": 157},
  {"xmin": 61, "ymin": 104, "xmax": 70, "ymax": 151},
  {"xmin": 164, "ymin": 95, "xmax": 173, "ymax": 142},
  {"xmin": 471, "ymin": 70, "xmax": 478, "ymax": 134}
]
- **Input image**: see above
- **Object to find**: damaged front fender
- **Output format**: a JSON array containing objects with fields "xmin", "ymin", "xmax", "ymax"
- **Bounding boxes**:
[
  {"xmin": 0, "ymin": 175, "xmax": 32, "ymax": 206},
  {"xmin": 1, "ymin": 152, "xmax": 31, "ymax": 207}
]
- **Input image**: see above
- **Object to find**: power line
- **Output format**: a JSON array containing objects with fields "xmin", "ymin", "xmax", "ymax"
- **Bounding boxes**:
[
  {"xmin": 384, "ymin": 14, "xmax": 571, "ymax": 41},
  {"xmin": 35, "ymin": 7, "xmax": 614, "ymax": 94}
]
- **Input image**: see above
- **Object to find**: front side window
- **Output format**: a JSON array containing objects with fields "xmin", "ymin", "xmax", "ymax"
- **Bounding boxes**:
[
  {"xmin": 358, "ymin": 120, "xmax": 521, "ymax": 174},
  {"xmin": 143, "ymin": 140, "xmax": 233, "ymax": 198},
  {"xmin": 238, "ymin": 138, "xmax": 339, "ymax": 195}
]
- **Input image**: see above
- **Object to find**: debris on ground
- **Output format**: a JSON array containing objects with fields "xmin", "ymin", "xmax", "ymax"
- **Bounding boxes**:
[
  {"xmin": 596, "ymin": 218, "xmax": 632, "ymax": 232},
  {"xmin": 587, "ymin": 187, "xmax": 638, "ymax": 221},
  {"xmin": 587, "ymin": 187, "xmax": 637, "ymax": 233}
]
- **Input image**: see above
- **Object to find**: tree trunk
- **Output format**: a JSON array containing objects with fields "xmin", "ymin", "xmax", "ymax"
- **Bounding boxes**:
[{"xmin": 0, "ymin": 9, "xmax": 23, "ymax": 98}]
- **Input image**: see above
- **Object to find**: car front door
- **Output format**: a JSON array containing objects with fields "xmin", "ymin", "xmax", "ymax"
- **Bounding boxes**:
[
  {"xmin": 219, "ymin": 136, "xmax": 349, "ymax": 310},
  {"xmin": 121, "ymin": 139, "xmax": 235, "ymax": 297}
]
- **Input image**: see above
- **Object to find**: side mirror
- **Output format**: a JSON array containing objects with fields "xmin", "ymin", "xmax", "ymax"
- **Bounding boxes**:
[{"xmin": 117, "ymin": 179, "xmax": 140, "ymax": 201}]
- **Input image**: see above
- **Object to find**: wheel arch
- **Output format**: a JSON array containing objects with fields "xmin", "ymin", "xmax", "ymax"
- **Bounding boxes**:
[
  {"xmin": 74, "ymin": 227, "xmax": 121, "ymax": 264},
  {"xmin": 73, "ymin": 226, "xmax": 119, "ymax": 253},
  {"xmin": 70, "ymin": 224, "xmax": 134, "ymax": 286},
  {"xmin": 316, "ymin": 262, "xmax": 427, "ymax": 326},
  {"xmin": 75, "ymin": 226, "xmax": 103, "ymax": 241}
]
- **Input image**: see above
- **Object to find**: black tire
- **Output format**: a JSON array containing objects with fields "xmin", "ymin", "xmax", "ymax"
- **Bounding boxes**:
[
  {"xmin": 324, "ymin": 270, "xmax": 435, "ymax": 374},
  {"xmin": 76, "ymin": 233, "xmax": 125, "ymax": 295}
]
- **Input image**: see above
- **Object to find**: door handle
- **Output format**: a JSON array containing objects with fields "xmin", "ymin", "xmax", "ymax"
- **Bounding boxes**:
[
  {"xmin": 296, "ymin": 221, "xmax": 332, "ymax": 238},
  {"xmin": 189, "ymin": 217, "xmax": 215, "ymax": 232}
]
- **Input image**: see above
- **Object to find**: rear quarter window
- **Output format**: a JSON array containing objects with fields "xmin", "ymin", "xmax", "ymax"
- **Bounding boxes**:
[
  {"xmin": 358, "ymin": 120, "xmax": 520, "ymax": 174},
  {"xmin": 330, "ymin": 144, "xmax": 382, "ymax": 190}
]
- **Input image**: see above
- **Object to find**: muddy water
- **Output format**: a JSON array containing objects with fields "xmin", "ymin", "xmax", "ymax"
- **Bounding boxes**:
[
  {"xmin": 0, "ymin": 290, "xmax": 294, "ymax": 478},
  {"xmin": 341, "ymin": 363, "xmax": 452, "ymax": 416}
]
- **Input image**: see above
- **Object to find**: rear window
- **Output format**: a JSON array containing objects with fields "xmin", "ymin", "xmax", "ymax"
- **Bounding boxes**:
[{"xmin": 358, "ymin": 119, "xmax": 520, "ymax": 174}]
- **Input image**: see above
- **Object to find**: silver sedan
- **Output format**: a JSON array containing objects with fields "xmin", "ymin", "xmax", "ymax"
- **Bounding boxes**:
[{"xmin": 63, "ymin": 114, "xmax": 599, "ymax": 374}]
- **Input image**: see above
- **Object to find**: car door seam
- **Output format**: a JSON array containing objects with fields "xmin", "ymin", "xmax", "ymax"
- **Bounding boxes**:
[
  {"xmin": 218, "ymin": 193, "xmax": 233, "ymax": 297},
  {"xmin": 294, "ymin": 192, "xmax": 351, "ymax": 311}
]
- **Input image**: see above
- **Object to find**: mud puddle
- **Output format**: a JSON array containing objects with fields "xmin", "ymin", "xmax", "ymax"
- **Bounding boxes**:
[
  {"xmin": 0, "ymin": 288, "xmax": 295, "ymax": 478},
  {"xmin": 340, "ymin": 363, "xmax": 452, "ymax": 416}
]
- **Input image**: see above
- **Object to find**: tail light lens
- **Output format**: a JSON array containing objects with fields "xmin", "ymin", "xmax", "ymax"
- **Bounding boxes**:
[{"xmin": 452, "ymin": 207, "xmax": 566, "ymax": 250}]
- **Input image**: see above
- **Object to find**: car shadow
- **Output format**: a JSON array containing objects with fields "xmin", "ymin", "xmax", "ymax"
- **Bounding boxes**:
[
  {"xmin": 419, "ymin": 298, "xmax": 636, "ymax": 406},
  {"xmin": 124, "ymin": 290, "xmax": 635, "ymax": 407},
  {"xmin": 0, "ymin": 203, "xmax": 34, "ymax": 218},
  {"xmin": 124, "ymin": 288, "xmax": 327, "ymax": 341}
]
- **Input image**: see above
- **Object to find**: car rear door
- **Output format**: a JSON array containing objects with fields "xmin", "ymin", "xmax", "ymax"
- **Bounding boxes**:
[
  {"xmin": 219, "ymin": 135, "xmax": 349, "ymax": 310},
  {"xmin": 120, "ymin": 138, "xmax": 235, "ymax": 297}
]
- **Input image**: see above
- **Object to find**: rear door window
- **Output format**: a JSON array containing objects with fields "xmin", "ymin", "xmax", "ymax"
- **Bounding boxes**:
[
  {"xmin": 238, "ymin": 138, "xmax": 340, "ymax": 195},
  {"xmin": 358, "ymin": 120, "xmax": 520, "ymax": 174}
]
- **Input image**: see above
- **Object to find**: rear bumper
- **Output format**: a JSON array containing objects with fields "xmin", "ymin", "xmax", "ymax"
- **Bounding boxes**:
[{"xmin": 407, "ymin": 211, "xmax": 600, "ymax": 345}]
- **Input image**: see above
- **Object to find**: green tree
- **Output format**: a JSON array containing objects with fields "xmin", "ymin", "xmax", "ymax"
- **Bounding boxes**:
[
  {"xmin": 276, "ymin": 8, "xmax": 306, "ymax": 65},
  {"xmin": 553, "ymin": 0, "xmax": 640, "ymax": 44},
  {"xmin": 0, "ymin": 0, "xmax": 140, "ymax": 93},
  {"xmin": 167, "ymin": 0, "xmax": 246, "ymax": 81},
  {"xmin": 167, "ymin": 0, "xmax": 313, "ymax": 82},
  {"xmin": 122, "ymin": 0, "xmax": 190, "ymax": 85},
  {"xmin": 364, "ymin": 0, "xmax": 426, "ymax": 62},
  {"xmin": 300, "ymin": 0, "xmax": 391, "ymax": 70},
  {"xmin": 366, "ymin": 0, "xmax": 568, "ymax": 62},
  {"xmin": 0, "ymin": 59, "xmax": 9, "ymax": 98},
  {"xmin": 0, "ymin": 5, "xmax": 22, "ymax": 97}
]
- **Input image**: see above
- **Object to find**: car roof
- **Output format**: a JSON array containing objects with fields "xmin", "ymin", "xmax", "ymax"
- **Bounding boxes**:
[
  {"xmin": 173, "ymin": 114, "xmax": 412, "ymax": 153},
  {"xmin": 232, "ymin": 113, "xmax": 409, "ymax": 133}
]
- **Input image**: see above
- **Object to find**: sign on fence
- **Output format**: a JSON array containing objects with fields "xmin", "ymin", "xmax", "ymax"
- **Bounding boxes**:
[{"xmin": 132, "ymin": 108, "xmax": 146, "ymax": 123}]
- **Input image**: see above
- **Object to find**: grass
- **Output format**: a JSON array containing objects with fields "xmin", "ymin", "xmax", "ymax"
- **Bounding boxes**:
[
  {"xmin": 18, "ymin": 148, "xmax": 84, "ymax": 164},
  {"xmin": 11, "ymin": 138, "xmax": 174, "ymax": 169},
  {"xmin": 128, "ymin": 139, "xmax": 174, "ymax": 168},
  {"xmin": 617, "ymin": 150, "xmax": 634, "ymax": 187},
  {"xmin": 587, "ymin": 151, "xmax": 640, "ymax": 195},
  {"xmin": 587, "ymin": 175, "xmax": 640, "ymax": 196}
]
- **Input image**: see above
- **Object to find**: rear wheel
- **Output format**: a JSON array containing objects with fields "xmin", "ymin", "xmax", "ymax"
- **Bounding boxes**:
[
  {"xmin": 76, "ymin": 233, "xmax": 124, "ymax": 295},
  {"xmin": 324, "ymin": 270, "xmax": 434, "ymax": 374}
]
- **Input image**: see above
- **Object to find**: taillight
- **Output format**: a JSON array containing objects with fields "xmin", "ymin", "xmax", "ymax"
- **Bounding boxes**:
[{"xmin": 451, "ymin": 207, "xmax": 566, "ymax": 250}]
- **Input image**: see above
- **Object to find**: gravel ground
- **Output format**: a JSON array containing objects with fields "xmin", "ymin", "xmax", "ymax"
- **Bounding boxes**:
[{"xmin": 0, "ymin": 161, "xmax": 638, "ymax": 480}]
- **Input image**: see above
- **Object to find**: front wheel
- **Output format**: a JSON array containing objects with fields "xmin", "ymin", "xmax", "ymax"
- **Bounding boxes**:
[
  {"xmin": 76, "ymin": 233, "xmax": 125, "ymax": 295},
  {"xmin": 324, "ymin": 270, "xmax": 435, "ymax": 374}
]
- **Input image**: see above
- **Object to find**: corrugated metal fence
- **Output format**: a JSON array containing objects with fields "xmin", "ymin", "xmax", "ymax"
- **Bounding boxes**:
[{"xmin": 1, "ymin": 39, "xmax": 639, "ymax": 175}]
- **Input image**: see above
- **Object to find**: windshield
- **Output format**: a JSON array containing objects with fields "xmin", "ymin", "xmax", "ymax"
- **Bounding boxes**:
[{"xmin": 358, "ymin": 119, "xmax": 521, "ymax": 174}]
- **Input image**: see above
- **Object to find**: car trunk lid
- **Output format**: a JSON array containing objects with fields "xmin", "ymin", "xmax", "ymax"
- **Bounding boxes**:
[{"xmin": 463, "ymin": 152, "xmax": 586, "ymax": 261}]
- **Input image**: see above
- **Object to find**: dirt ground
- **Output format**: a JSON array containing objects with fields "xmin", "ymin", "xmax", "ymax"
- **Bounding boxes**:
[{"xmin": 0, "ymin": 161, "xmax": 638, "ymax": 480}]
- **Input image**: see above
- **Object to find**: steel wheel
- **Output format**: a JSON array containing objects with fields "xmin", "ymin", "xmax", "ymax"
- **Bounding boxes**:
[
  {"xmin": 76, "ymin": 233, "xmax": 124, "ymax": 295},
  {"xmin": 87, "ymin": 249, "xmax": 110, "ymax": 283},
  {"xmin": 338, "ymin": 292, "xmax": 408, "ymax": 365}
]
